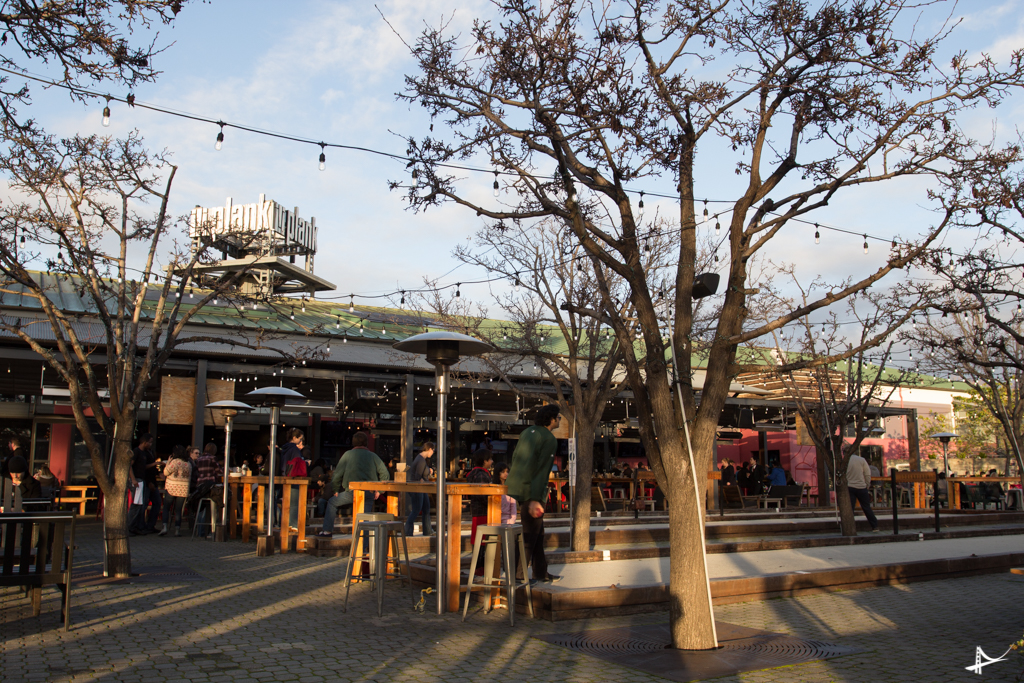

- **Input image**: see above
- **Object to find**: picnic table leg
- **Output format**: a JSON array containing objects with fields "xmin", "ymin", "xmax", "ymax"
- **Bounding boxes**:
[
  {"xmin": 352, "ymin": 490, "xmax": 365, "ymax": 578},
  {"xmin": 281, "ymin": 484, "xmax": 292, "ymax": 554},
  {"xmin": 243, "ymin": 484, "xmax": 252, "ymax": 543},
  {"xmin": 952, "ymin": 483, "xmax": 961, "ymax": 510},
  {"xmin": 447, "ymin": 493, "xmax": 462, "ymax": 613},
  {"xmin": 297, "ymin": 483, "xmax": 307, "ymax": 551},
  {"xmin": 256, "ymin": 485, "xmax": 265, "ymax": 535},
  {"xmin": 386, "ymin": 492, "xmax": 399, "ymax": 517},
  {"xmin": 229, "ymin": 483, "xmax": 238, "ymax": 539}
]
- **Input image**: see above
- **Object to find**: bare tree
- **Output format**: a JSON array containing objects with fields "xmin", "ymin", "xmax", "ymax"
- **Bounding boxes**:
[
  {"xmin": 420, "ymin": 218, "xmax": 655, "ymax": 550},
  {"xmin": 393, "ymin": 0, "xmax": 1024, "ymax": 648},
  {"xmin": 0, "ymin": 131, "xmax": 291, "ymax": 576},
  {"xmin": 907, "ymin": 310, "xmax": 1024, "ymax": 487}
]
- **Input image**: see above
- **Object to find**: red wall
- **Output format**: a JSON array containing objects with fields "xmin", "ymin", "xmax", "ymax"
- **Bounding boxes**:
[{"xmin": 48, "ymin": 423, "xmax": 74, "ymax": 484}]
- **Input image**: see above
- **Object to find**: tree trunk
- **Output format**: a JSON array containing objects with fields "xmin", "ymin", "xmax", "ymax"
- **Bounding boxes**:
[
  {"xmin": 570, "ymin": 419, "xmax": 595, "ymax": 552},
  {"xmin": 665, "ymin": 457, "xmax": 716, "ymax": 650},
  {"xmin": 102, "ymin": 438, "xmax": 135, "ymax": 577},
  {"xmin": 835, "ymin": 468, "xmax": 857, "ymax": 537},
  {"xmin": 815, "ymin": 444, "xmax": 830, "ymax": 509}
]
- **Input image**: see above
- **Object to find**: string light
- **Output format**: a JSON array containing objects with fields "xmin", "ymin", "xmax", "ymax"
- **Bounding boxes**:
[
  {"xmin": 814, "ymin": 225, "xmax": 820, "ymax": 244},
  {"xmin": 318, "ymin": 143, "xmax": 326, "ymax": 171},
  {"xmin": 400, "ymin": 291, "xmax": 406, "ymax": 306},
  {"xmin": 703, "ymin": 200, "xmax": 709, "ymax": 218},
  {"xmin": 455, "ymin": 283, "xmax": 461, "ymax": 298},
  {"xmin": 301, "ymin": 298, "xmax": 306, "ymax": 313},
  {"xmin": 638, "ymin": 191, "xmax": 645, "ymax": 210},
  {"xmin": 290, "ymin": 307, "xmax": 295, "ymax": 320},
  {"xmin": 493, "ymin": 171, "xmax": 500, "ymax": 197},
  {"xmin": 715, "ymin": 220, "xmax": 721, "ymax": 236},
  {"xmin": 102, "ymin": 96, "xmax": 111, "ymax": 127},
  {"xmin": 336, "ymin": 316, "xmax": 341, "ymax": 329},
  {"xmin": 215, "ymin": 122, "xmax": 224, "ymax": 150},
  {"xmin": 863, "ymin": 234, "xmax": 869, "ymax": 253},
  {"xmin": 349, "ymin": 296, "xmax": 355, "ymax": 313}
]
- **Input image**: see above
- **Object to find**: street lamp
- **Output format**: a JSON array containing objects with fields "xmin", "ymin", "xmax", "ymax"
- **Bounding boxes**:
[
  {"xmin": 929, "ymin": 432, "xmax": 958, "ymax": 480},
  {"xmin": 393, "ymin": 330, "xmax": 493, "ymax": 614},
  {"xmin": 245, "ymin": 385, "xmax": 306, "ymax": 556},
  {"xmin": 206, "ymin": 399, "xmax": 254, "ymax": 541}
]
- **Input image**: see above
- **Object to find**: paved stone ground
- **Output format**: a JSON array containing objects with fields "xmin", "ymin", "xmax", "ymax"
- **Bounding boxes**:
[{"xmin": 2, "ymin": 520, "xmax": 1022, "ymax": 683}]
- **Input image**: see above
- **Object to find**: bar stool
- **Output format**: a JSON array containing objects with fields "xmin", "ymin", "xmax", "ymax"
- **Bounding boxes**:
[
  {"xmin": 461, "ymin": 524, "xmax": 534, "ymax": 625},
  {"xmin": 342, "ymin": 515, "xmax": 413, "ymax": 616},
  {"xmin": 191, "ymin": 498, "xmax": 217, "ymax": 540}
]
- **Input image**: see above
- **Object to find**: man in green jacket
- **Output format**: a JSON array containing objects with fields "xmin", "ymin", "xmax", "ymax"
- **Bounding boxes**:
[
  {"xmin": 506, "ymin": 404, "xmax": 562, "ymax": 583},
  {"xmin": 317, "ymin": 432, "xmax": 389, "ymax": 537}
]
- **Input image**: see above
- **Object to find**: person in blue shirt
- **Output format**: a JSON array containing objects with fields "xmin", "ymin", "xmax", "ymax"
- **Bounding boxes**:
[{"xmin": 768, "ymin": 464, "xmax": 787, "ymax": 487}]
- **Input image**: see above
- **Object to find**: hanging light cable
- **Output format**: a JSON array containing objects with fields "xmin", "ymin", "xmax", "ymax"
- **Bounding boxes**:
[
  {"xmin": 318, "ymin": 143, "xmax": 326, "ymax": 171},
  {"xmin": 815, "ymin": 224, "xmax": 820, "ymax": 244},
  {"xmin": 863, "ymin": 234, "xmax": 869, "ymax": 254},
  {"xmin": 492, "ymin": 171, "xmax": 500, "ymax": 197},
  {"xmin": 215, "ymin": 122, "xmax": 224, "ymax": 150},
  {"xmin": 102, "ymin": 96, "xmax": 111, "ymax": 127}
]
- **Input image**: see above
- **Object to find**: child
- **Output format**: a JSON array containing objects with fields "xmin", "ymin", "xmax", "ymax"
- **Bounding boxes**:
[{"xmin": 493, "ymin": 462, "xmax": 516, "ymax": 524}]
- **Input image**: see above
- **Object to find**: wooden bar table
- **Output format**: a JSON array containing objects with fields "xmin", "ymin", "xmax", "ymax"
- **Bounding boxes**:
[
  {"xmin": 349, "ymin": 481, "xmax": 507, "ymax": 613},
  {"xmin": 227, "ymin": 475, "xmax": 309, "ymax": 553}
]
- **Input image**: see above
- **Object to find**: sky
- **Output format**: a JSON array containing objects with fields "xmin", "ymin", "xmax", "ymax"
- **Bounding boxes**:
[{"xmin": 9, "ymin": 0, "xmax": 1024, "ymax": 330}]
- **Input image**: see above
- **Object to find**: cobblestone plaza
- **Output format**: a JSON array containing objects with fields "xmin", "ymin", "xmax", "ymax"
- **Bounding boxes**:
[{"xmin": 2, "ymin": 522, "xmax": 1022, "ymax": 683}]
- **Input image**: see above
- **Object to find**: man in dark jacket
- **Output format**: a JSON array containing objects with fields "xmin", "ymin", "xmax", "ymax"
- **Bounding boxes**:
[
  {"xmin": 404, "ymin": 443, "xmax": 434, "ymax": 536},
  {"xmin": 7, "ymin": 456, "xmax": 41, "ymax": 501},
  {"xmin": 128, "ymin": 434, "xmax": 154, "ymax": 535},
  {"xmin": 506, "ymin": 404, "xmax": 561, "ymax": 583}
]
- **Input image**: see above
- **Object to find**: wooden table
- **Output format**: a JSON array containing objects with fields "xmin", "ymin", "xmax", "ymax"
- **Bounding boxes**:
[
  {"xmin": 57, "ymin": 486, "xmax": 98, "ymax": 516},
  {"xmin": 226, "ymin": 476, "xmax": 309, "ymax": 553},
  {"xmin": 349, "ymin": 481, "xmax": 507, "ymax": 613}
]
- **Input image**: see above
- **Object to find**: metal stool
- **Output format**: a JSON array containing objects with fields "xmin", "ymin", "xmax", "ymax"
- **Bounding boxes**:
[
  {"xmin": 462, "ymin": 524, "xmax": 534, "ymax": 625},
  {"xmin": 191, "ymin": 498, "xmax": 217, "ymax": 540},
  {"xmin": 342, "ymin": 518, "xmax": 413, "ymax": 616}
]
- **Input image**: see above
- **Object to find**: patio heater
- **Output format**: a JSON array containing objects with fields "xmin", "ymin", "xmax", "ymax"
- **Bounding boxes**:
[
  {"xmin": 393, "ymin": 331, "xmax": 493, "ymax": 614},
  {"xmin": 205, "ymin": 400, "xmax": 254, "ymax": 541},
  {"xmin": 245, "ymin": 385, "xmax": 306, "ymax": 556},
  {"xmin": 929, "ymin": 432, "xmax": 958, "ymax": 480}
]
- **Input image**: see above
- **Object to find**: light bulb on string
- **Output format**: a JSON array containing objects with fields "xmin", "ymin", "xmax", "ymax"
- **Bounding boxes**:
[
  {"xmin": 301, "ymin": 298, "xmax": 306, "ymax": 313},
  {"xmin": 492, "ymin": 171, "xmax": 500, "ymax": 197},
  {"xmin": 814, "ymin": 224, "xmax": 820, "ymax": 244},
  {"xmin": 400, "ymin": 291, "xmax": 405, "ymax": 307},
  {"xmin": 638, "ymin": 191, "xmax": 645, "ymax": 210},
  {"xmin": 514, "ymin": 273, "xmax": 521, "ymax": 291},
  {"xmin": 715, "ymin": 220, "xmax": 721, "ymax": 236},
  {"xmin": 455, "ymin": 283, "xmax": 461, "ymax": 298},
  {"xmin": 215, "ymin": 123, "xmax": 224, "ymax": 150},
  {"xmin": 336, "ymin": 316, "xmax": 341, "ymax": 329},
  {"xmin": 318, "ymin": 143, "xmax": 326, "ymax": 171},
  {"xmin": 863, "ymin": 234, "xmax": 869, "ymax": 253},
  {"xmin": 102, "ymin": 97, "xmax": 111, "ymax": 127},
  {"xmin": 290, "ymin": 307, "xmax": 295, "ymax": 320},
  {"xmin": 349, "ymin": 295, "xmax": 355, "ymax": 314},
  {"xmin": 703, "ymin": 200, "xmax": 709, "ymax": 218}
]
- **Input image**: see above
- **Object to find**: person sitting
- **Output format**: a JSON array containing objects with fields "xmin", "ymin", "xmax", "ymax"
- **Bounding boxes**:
[
  {"xmin": 767, "ymin": 464, "xmax": 787, "ymax": 487},
  {"xmin": 317, "ymin": 432, "xmax": 389, "ymax": 537},
  {"xmin": 6, "ymin": 456, "xmax": 41, "ymax": 502},
  {"xmin": 34, "ymin": 463, "xmax": 59, "ymax": 497}
]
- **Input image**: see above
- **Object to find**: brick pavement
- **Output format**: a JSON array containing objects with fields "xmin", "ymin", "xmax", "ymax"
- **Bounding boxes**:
[{"xmin": 1, "ymin": 520, "xmax": 1022, "ymax": 683}]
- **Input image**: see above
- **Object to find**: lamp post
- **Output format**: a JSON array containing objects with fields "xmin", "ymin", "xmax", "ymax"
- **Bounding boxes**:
[
  {"xmin": 393, "ymin": 331, "xmax": 493, "ymax": 614},
  {"xmin": 930, "ymin": 432, "xmax": 958, "ymax": 480},
  {"xmin": 245, "ymin": 386, "xmax": 306, "ymax": 556},
  {"xmin": 206, "ymin": 400, "xmax": 254, "ymax": 541}
]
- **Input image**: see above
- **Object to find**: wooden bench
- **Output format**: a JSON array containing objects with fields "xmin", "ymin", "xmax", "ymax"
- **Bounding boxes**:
[
  {"xmin": 0, "ymin": 511, "xmax": 76, "ymax": 631},
  {"xmin": 1011, "ymin": 568, "xmax": 1024, "ymax": 576},
  {"xmin": 766, "ymin": 484, "xmax": 805, "ymax": 508},
  {"xmin": 721, "ymin": 485, "xmax": 759, "ymax": 509},
  {"xmin": 57, "ymin": 486, "xmax": 98, "ymax": 516}
]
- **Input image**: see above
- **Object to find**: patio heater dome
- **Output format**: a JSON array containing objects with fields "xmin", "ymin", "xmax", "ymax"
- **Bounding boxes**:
[
  {"xmin": 392, "ymin": 330, "xmax": 493, "ymax": 366},
  {"xmin": 205, "ymin": 400, "xmax": 255, "ymax": 413},
  {"xmin": 245, "ymin": 386, "xmax": 306, "ymax": 406}
]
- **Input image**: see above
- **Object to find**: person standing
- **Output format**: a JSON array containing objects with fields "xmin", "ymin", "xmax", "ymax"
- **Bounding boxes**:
[
  {"xmin": 846, "ymin": 452, "xmax": 879, "ymax": 532},
  {"xmin": 317, "ymin": 432, "xmax": 389, "ymax": 537},
  {"xmin": 128, "ymin": 434, "xmax": 154, "ymax": 535},
  {"xmin": 159, "ymin": 445, "xmax": 192, "ymax": 537},
  {"xmin": 404, "ymin": 442, "xmax": 434, "ymax": 536},
  {"xmin": 466, "ymin": 450, "xmax": 494, "ymax": 551},
  {"xmin": 505, "ymin": 405, "xmax": 562, "ymax": 583},
  {"xmin": 493, "ymin": 463, "xmax": 517, "ymax": 524}
]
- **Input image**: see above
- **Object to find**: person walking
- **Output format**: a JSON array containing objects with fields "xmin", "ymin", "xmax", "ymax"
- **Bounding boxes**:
[
  {"xmin": 404, "ymin": 442, "xmax": 434, "ymax": 536},
  {"xmin": 506, "ymin": 404, "xmax": 562, "ymax": 583},
  {"xmin": 317, "ymin": 432, "xmax": 389, "ymax": 537},
  {"xmin": 846, "ymin": 452, "xmax": 879, "ymax": 532}
]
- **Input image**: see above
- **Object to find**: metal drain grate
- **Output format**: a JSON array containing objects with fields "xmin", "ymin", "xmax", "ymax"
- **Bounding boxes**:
[
  {"xmin": 536, "ymin": 623, "xmax": 858, "ymax": 682},
  {"xmin": 721, "ymin": 636, "xmax": 856, "ymax": 664},
  {"xmin": 546, "ymin": 632, "xmax": 666, "ymax": 655}
]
